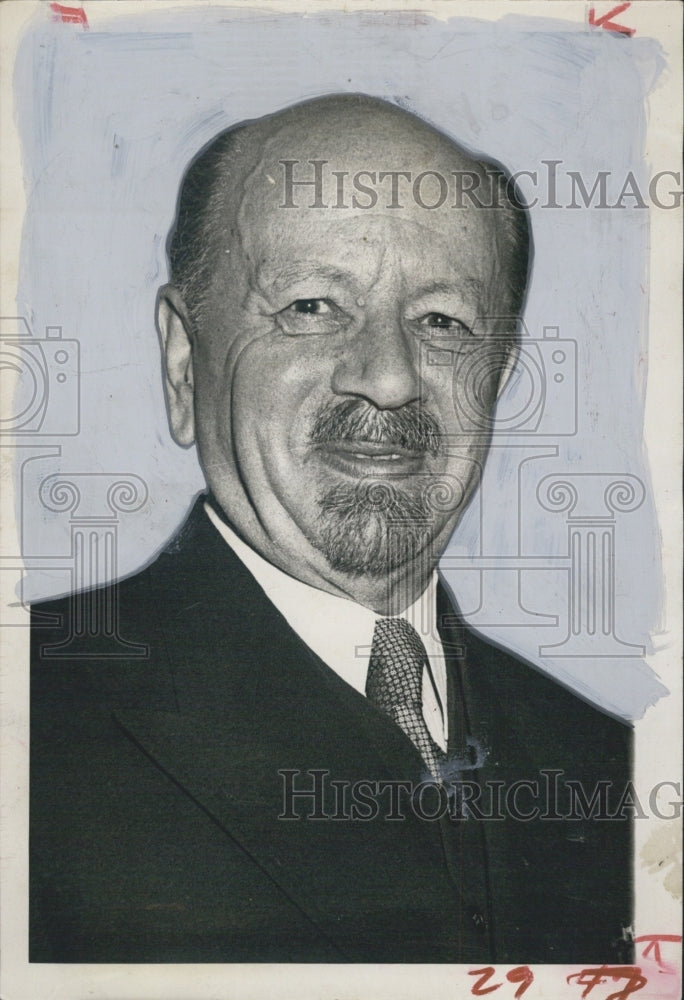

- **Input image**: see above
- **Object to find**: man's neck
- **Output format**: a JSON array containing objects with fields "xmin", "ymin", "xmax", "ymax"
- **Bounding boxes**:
[{"xmin": 205, "ymin": 492, "xmax": 437, "ymax": 616}]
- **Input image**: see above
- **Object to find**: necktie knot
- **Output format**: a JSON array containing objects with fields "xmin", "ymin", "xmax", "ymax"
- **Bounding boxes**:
[
  {"xmin": 366, "ymin": 617, "xmax": 445, "ymax": 780},
  {"xmin": 366, "ymin": 617, "xmax": 426, "ymax": 709}
]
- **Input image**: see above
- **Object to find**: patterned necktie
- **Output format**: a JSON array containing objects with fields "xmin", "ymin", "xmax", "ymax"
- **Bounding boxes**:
[{"xmin": 366, "ymin": 617, "xmax": 446, "ymax": 781}]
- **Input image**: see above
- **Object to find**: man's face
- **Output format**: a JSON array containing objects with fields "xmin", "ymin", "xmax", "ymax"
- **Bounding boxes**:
[{"xmin": 161, "ymin": 122, "xmax": 516, "ymax": 607}]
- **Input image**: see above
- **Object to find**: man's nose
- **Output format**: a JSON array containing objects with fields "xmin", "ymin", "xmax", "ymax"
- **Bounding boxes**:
[{"xmin": 331, "ymin": 313, "xmax": 421, "ymax": 410}]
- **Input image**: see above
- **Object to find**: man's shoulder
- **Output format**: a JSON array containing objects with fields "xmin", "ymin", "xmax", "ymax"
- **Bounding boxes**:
[
  {"xmin": 469, "ymin": 623, "xmax": 629, "ymax": 721},
  {"xmin": 460, "ymin": 619, "xmax": 632, "ymax": 777},
  {"xmin": 30, "ymin": 555, "xmax": 162, "ymax": 655},
  {"xmin": 29, "ymin": 499, "xmax": 216, "ymax": 710},
  {"xmin": 31, "ymin": 495, "xmax": 210, "ymax": 624}
]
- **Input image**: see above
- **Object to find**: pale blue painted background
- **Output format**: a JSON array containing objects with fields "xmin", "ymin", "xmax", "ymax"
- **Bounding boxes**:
[{"xmin": 12, "ymin": 7, "xmax": 667, "ymax": 717}]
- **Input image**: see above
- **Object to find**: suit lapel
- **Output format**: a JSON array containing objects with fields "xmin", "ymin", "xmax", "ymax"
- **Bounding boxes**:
[
  {"xmin": 435, "ymin": 582, "xmax": 500, "ymax": 957},
  {"xmin": 113, "ymin": 499, "xmax": 481, "ymax": 960},
  {"xmin": 112, "ymin": 705, "xmax": 356, "ymax": 957}
]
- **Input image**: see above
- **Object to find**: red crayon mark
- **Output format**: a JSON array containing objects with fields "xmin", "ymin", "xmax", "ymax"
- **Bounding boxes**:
[
  {"xmin": 634, "ymin": 934, "xmax": 682, "ymax": 972},
  {"xmin": 469, "ymin": 967, "xmax": 500, "ymax": 995},
  {"xmin": 506, "ymin": 966, "xmax": 534, "ymax": 999},
  {"xmin": 567, "ymin": 965, "xmax": 647, "ymax": 1000},
  {"xmin": 588, "ymin": 3, "xmax": 635, "ymax": 36},
  {"xmin": 50, "ymin": 3, "xmax": 89, "ymax": 29},
  {"xmin": 468, "ymin": 967, "xmax": 534, "ymax": 998}
]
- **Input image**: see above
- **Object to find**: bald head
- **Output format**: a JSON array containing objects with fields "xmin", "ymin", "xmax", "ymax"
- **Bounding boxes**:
[{"xmin": 167, "ymin": 94, "xmax": 531, "ymax": 334}]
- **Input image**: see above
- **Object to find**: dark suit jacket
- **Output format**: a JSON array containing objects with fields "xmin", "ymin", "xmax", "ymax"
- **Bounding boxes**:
[{"xmin": 30, "ymin": 496, "xmax": 633, "ymax": 963}]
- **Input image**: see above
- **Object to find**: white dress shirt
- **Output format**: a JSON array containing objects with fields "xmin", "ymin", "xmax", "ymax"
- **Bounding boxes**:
[{"xmin": 205, "ymin": 502, "xmax": 449, "ymax": 750}]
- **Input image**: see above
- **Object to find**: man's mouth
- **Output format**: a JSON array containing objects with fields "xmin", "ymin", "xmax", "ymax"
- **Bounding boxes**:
[{"xmin": 314, "ymin": 440, "xmax": 428, "ymax": 476}]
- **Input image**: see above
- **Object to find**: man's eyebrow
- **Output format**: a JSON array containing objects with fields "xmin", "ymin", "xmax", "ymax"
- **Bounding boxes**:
[
  {"xmin": 259, "ymin": 263, "xmax": 353, "ymax": 292},
  {"xmin": 414, "ymin": 278, "xmax": 485, "ymax": 299},
  {"xmin": 255, "ymin": 269, "xmax": 486, "ymax": 301}
]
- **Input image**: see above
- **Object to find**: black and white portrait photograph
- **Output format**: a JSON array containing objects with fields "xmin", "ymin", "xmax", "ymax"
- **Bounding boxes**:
[{"xmin": 0, "ymin": 2, "xmax": 681, "ymax": 998}]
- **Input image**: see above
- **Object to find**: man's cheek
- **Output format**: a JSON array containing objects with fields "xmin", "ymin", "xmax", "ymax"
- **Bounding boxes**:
[{"xmin": 451, "ymin": 361, "xmax": 502, "ymax": 424}]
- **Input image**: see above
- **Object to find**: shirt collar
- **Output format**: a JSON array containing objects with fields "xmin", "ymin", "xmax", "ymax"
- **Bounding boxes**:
[{"xmin": 204, "ymin": 500, "xmax": 441, "ymax": 696}]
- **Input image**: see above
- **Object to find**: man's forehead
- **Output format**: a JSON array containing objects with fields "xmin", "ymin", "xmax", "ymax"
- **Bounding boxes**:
[
  {"xmin": 257, "ymin": 254, "xmax": 489, "ymax": 306},
  {"xmin": 235, "ymin": 172, "xmax": 502, "ymax": 297},
  {"xmin": 250, "ymin": 217, "xmax": 495, "ymax": 293}
]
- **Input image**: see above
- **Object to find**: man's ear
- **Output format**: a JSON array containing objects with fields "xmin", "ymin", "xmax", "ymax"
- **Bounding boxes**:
[
  {"xmin": 497, "ymin": 343, "xmax": 519, "ymax": 399},
  {"xmin": 157, "ymin": 285, "xmax": 196, "ymax": 447}
]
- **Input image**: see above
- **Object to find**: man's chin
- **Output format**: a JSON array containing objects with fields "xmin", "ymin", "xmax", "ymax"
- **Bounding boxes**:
[
  {"xmin": 320, "ymin": 527, "xmax": 434, "ymax": 578},
  {"xmin": 316, "ymin": 479, "xmax": 442, "ymax": 578}
]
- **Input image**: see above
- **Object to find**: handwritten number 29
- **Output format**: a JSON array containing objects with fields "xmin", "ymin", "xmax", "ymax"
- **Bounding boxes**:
[{"xmin": 469, "ymin": 966, "xmax": 534, "ymax": 998}]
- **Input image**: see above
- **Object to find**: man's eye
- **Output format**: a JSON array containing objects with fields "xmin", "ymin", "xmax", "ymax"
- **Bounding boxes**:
[
  {"xmin": 276, "ymin": 298, "xmax": 347, "ymax": 336},
  {"xmin": 414, "ymin": 313, "xmax": 476, "ymax": 340},
  {"xmin": 290, "ymin": 299, "xmax": 331, "ymax": 315},
  {"xmin": 420, "ymin": 312, "xmax": 466, "ymax": 331}
]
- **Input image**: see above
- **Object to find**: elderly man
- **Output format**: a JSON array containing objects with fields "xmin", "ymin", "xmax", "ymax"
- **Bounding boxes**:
[{"xmin": 30, "ymin": 95, "xmax": 632, "ymax": 964}]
